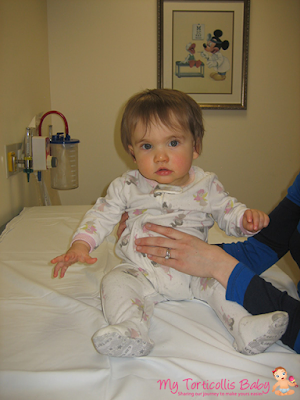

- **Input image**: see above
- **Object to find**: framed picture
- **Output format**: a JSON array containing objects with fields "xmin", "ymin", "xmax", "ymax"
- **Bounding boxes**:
[{"xmin": 157, "ymin": 0, "xmax": 250, "ymax": 109}]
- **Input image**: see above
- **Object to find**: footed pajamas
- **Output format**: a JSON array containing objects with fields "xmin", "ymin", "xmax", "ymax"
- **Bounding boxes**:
[{"xmin": 73, "ymin": 167, "xmax": 288, "ymax": 356}]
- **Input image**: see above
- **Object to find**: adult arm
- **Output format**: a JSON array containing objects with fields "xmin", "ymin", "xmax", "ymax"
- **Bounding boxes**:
[
  {"xmin": 223, "ymin": 173, "xmax": 300, "ymax": 274},
  {"xmin": 135, "ymin": 223, "xmax": 300, "ymax": 353}
]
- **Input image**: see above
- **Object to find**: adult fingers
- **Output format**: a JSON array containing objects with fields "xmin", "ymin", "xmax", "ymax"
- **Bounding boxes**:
[
  {"xmin": 136, "ymin": 243, "xmax": 179, "ymax": 260},
  {"xmin": 143, "ymin": 223, "xmax": 187, "ymax": 240},
  {"xmin": 116, "ymin": 212, "xmax": 129, "ymax": 239},
  {"xmin": 135, "ymin": 235, "xmax": 177, "ymax": 250}
]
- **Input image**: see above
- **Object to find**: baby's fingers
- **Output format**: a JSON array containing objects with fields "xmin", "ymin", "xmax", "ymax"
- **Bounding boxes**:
[
  {"xmin": 52, "ymin": 254, "xmax": 77, "ymax": 278},
  {"xmin": 250, "ymin": 210, "xmax": 261, "ymax": 231},
  {"xmin": 84, "ymin": 256, "xmax": 98, "ymax": 264},
  {"xmin": 51, "ymin": 255, "xmax": 65, "ymax": 264},
  {"xmin": 253, "ymin": 211, "xmax": 269, "ymax": 230},
  {"xmin": 53, "ymin": 263, "xmax": 70, "ymax": 279},
  {"xmin": 51, "ymin": 252, "xmax": 97, "ymax": 278},
  {"xmin": 262, "ymin": 213, "xmax": 270, "ymax": 228},
  {"xmin": 75, "ymin": 254, "xmax": 98, "ymax": 265}
]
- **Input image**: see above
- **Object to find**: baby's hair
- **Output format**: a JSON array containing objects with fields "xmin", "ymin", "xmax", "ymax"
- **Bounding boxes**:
[
  {"xmin": 272, "ymin": 367, "xmax": 286, "ymax": 376},
  {"xmin": 121, "ymin": 88, "xmax": 204, "ymax": 154}
]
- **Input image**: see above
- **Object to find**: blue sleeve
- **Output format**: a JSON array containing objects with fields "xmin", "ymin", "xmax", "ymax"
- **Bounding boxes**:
[
  {"xmin": 222, "ymin": 238, "xmax": 278, "ymax": 275},
  {"xmin": 287, "ymin": 172, "xmax": 300, "ymax": 206},
  {"xmin": 225, "ymin": 262, "xmax": 255, "ymax": 305}
]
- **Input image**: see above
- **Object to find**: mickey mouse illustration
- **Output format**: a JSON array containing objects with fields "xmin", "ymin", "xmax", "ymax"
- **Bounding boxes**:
[{"xmin": 201, "ymin": 29, "xmax": 230, "ymax": 81}]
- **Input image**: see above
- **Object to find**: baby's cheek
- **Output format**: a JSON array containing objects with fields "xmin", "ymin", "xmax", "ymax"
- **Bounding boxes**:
[{"xmin": 173, "ymin": 156, "xmax": 191, "ymax": 170}]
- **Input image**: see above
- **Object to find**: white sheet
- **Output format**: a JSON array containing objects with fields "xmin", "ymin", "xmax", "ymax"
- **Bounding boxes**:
[{"xmin": 0, "ymin": 206, "xmax": 299, "ymax": 400}]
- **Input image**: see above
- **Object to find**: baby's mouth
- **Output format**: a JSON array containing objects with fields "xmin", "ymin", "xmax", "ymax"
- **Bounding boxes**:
[{"xmin": 156, "ymin": 168, "xmax": 172, "ymax": 176}]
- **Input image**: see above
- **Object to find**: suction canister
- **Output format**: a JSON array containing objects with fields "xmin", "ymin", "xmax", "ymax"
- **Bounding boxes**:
[
  {"xmin": 38, "ymin": 111, "xmax": 80, "ymax": 191},
  {"xmin": 50, "ymin": 133, "xmax": 80, "ymax": 190}
]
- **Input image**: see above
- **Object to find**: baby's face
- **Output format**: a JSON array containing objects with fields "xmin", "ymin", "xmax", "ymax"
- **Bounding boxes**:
[
  {"xmin": 274, "ymin": 369, "xmax": 287, "ymax": 381},
  {"xmin": 128, "ymin": 119, "xmax": 198, "ymax": 187}
]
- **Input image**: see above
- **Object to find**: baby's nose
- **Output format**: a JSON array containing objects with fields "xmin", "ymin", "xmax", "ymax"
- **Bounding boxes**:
[{"xmin": 154, "ymin": 149, "xmax": 169, "ymax": 162}]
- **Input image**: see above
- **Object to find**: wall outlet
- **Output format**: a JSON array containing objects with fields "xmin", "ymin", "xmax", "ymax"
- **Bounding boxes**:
[{"xmin": 5, "ymin": 142, "xmax": 23, "ymax": 178}]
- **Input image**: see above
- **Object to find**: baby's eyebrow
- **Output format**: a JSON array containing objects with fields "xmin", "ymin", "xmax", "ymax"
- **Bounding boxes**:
[
  {"xmin": 133, "ymin": 131, "xmax": 188, "ymax": 146},
  {"xmin": 166, "ymin": 133, "xmax": 187, "ymax": 142},
  {"xmin": 133, "ymin": 137, "xmax": 151, "ymax": 146}
]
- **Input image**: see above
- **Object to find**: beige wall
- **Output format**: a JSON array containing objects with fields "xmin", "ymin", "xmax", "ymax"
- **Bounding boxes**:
[
  {"xmin": 0, "ymin": 0, "xmax": 56, "ymax": 229},
  {"xmin": 47, "ymin": 0, "xmax": 300, "ymax": 210},
  {"xmin": 1, "ymin": 0, "xmax": 299, "ymax": 282},
  {"xmin": 47, "ymin": 0, "xmax": 300, "ymax": 282}
]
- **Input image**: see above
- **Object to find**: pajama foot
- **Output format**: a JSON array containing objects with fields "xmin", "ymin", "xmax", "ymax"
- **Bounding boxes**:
[
  {"xmin": 92, "ymin": 329, "xmax": 154, "ymax": 357},
  {"xmin": 93, "ymin": 332, "xmax": 154, "ymax": 357},
  {"xmin": 234, "ymin": 311, "xmax": 289, "ymax": 355}
]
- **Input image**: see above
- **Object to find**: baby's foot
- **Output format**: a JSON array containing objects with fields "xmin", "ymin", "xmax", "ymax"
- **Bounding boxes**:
[
  {"xmin": 233, "ymin": 311, "xmax": 288, "ymax": 355},
  {"xmin": 92, "ymin": 324, "xmax": 154, "ymax": 357}
]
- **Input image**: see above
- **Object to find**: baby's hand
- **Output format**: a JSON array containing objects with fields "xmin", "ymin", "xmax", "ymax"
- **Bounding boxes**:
[
  {"xmin": 51, "ymin": 241, "xmax": 97, "ymax": 278},
  {"xmin": 242, "ymin": 209, "xmax": 269, "ymax": 232}
]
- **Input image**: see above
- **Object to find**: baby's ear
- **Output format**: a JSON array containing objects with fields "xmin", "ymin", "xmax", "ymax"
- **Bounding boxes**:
[
  {"xmin": 194, "ymin": 139, "xmax": 202, "ymax": 156},
  {"xmin": 128, "ymin": 145, "xmax": 136, "ymax": 162}
]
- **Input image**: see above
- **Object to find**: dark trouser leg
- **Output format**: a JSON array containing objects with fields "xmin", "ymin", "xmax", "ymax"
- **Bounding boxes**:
[{"xmin": 243, "ymin": 275, "xmax": 300, "ymax": 352}]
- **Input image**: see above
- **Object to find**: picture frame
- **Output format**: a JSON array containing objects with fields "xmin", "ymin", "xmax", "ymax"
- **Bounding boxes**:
[{"xmin": 157, "ymin": 0, "xmax": 250, "ymax": 110}]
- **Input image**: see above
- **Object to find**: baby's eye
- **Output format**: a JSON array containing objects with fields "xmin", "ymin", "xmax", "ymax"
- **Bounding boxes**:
[
  {"xmin": 169, "ymin": 140, "xmax": 179, "ymax": 147},
  {"xmin": 283, "ymin": 373, "xmax": 286, "ymax": 376},
  {"xmin": 142, "ymin": 143, "xmax": 152, "ymax": 150}
]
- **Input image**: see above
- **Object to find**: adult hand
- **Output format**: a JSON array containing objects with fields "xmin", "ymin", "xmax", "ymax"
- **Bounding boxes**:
[
  {"xmin": 117, "ymin": 212, "xmax": 128, "ymax": 239},
  {"xmin": 135, "ymin": 223, "xmax": 238, "ymax": 288}
]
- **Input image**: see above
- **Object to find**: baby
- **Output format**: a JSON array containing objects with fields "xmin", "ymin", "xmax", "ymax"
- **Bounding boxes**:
[
  {"xmin": 272, "ymin": 367, "xmax": 296, "ymax": 396},
  {"xmin": 52, "ymin": 89, "xmax": 288, "ymax": 357}
]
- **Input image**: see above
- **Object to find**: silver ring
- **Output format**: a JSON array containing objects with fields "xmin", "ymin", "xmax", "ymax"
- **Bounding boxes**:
[{"xmin": 165, "ymin": 248, "xmax": 171, "ymax": 260}]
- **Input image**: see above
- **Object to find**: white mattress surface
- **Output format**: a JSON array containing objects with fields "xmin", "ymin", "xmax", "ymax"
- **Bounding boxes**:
[{"xmin": 0, "ymin": 206, "xmax": 299, "ymax": 400}]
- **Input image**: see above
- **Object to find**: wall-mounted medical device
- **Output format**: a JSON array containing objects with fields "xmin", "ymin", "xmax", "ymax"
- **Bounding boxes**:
[{"xmin": 7, "ymin": 111, "xmax": 80, "ymax": 190}]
